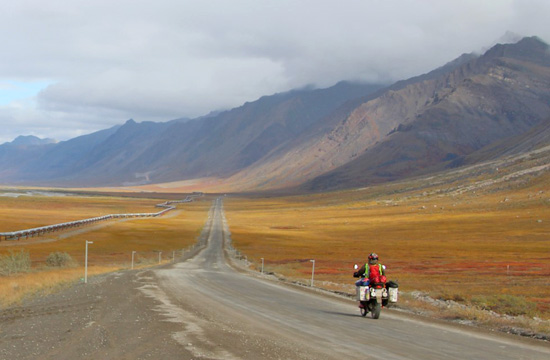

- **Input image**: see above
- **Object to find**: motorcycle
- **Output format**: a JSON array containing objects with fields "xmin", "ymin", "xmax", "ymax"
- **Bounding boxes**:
[{"xmin": 354, "ymin": 264, "xmax": 398, "ymax": 319}]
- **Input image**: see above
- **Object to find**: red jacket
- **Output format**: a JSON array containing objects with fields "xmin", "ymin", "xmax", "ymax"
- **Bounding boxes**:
[
  {"xmin": 354, "ymin": 263, "xmax": 386, "ymax": 281},
  {"xmin": 367, "ymin": 263, "xmax": 385, "ymax": 284}
]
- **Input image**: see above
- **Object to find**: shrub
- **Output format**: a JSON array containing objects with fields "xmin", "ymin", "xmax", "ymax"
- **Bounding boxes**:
[
  {"xmin": 435, "ymin": 290, "xmax": 466, "ymax": 303},
  {"xmin": 471, "ymin": 294, "xmax": 537, "ymax": 317},
  {"xmin": 0, "ymin": 250, "xmax": 31, "ymax": 276},
  {"xmin": 46, "ymin": 252, "xmax": 77, "ymax": 268}
]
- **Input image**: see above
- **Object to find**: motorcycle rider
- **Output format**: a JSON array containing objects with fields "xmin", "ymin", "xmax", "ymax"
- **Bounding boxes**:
[
  {"xmin": 354, "ymin": 253, "xmax": 386, "ymax": 281},
  {"xmin": 354, "ymin": 253, "xmax": 386, "ymax": 309},
  {"xmin": 354, "ymin": 253, "xmax": 391, "ymax": 312}
]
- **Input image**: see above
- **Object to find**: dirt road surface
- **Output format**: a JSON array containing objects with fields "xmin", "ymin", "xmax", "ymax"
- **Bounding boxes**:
[{"xmin": 1, "ymin": 198, "xmax": 549, "ymax": 359}]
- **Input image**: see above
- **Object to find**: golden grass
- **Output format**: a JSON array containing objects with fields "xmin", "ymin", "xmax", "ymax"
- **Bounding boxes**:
[
  {"xmin": 0, "ymin": 192, "xmax": 211, "ymax": 308},
  {"xmin": 224, "ymin": 178, "xmax": 550, "ymax": 320},
  {"xmin": 0, "ymin": 266, "xmax": 119, "ymax": 307},
  {"xmin": 0, "ymin": 194, "xmax": 160, "ymax": 231}
]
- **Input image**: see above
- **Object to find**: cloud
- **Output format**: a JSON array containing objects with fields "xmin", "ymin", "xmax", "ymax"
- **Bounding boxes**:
[{"xmin": 1, "ymin": 0, "xmax": 550, "ymax": 143}]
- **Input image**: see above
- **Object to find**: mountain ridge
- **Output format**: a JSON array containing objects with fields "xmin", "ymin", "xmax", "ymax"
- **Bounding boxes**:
[
  {"xmin": 1, "ymin": 36, "xmax": 549, "ymax": 192},
  {"xmin": 300, "ymin": 36, "xmax": 550, "ymax": 191}
]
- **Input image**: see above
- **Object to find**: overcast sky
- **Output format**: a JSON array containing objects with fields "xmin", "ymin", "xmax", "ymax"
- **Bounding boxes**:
[{"xmin": 1, "ymin": 0, "xmax": 549, "ymax": 144}]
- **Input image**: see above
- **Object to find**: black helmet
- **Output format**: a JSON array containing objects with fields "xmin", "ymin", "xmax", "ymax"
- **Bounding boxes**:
[{"xmin": 368, "ymin": 253, "xmax": 379, "ymax": 264}]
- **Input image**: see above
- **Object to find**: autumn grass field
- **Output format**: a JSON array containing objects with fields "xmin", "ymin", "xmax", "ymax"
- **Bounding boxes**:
[
  {"xmin": 0, "ymin": 192, "xmax": 159, "ymax": 232},
  {"xmin": 0, "ymin": 191, "xmax": 210, "ymax": 307},
  {"xmin": 1, "ymin": 166, "xmax": 549, "ymax": 335},
  {"xmin": 223, "ymin": 172, "xmax": 550, "ymax": 329}
]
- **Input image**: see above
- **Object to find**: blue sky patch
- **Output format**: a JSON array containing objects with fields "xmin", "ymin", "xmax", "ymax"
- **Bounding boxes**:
[{"xmin": 0, "ymin": 80, "xmax": 52, "ymax": 106}]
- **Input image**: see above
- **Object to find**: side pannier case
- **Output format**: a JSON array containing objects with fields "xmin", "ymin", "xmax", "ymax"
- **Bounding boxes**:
[
  {"xmin": 356, "ymin": 286, "xmax": 370, "ymax": 301},
  {"xmin": 386, "ymin": 280, "xmax": 399, "ymax": 303}
]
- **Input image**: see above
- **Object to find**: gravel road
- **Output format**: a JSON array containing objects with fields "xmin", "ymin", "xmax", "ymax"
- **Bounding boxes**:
[{"xmin": 1, "ymin": 198, "xmax": 549, "ymax": 359}]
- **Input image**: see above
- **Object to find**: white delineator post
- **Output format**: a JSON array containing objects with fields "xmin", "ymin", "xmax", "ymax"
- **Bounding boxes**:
[
  {"xmin": 310, "ymin": 259, "xmax": 315, "ymax": 287},
  {"xmin": 85, "ymin": 240, "xmax": 93, "ymax": 283}
]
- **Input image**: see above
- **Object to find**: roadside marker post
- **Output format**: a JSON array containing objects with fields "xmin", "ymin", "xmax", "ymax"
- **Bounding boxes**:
[
  {"xmin": 131, "ymin": 251, "xmax": 136, "ymax": 269},
  {"xmin": 310, "ymin": 259, "xmax": 315, "ymax": 287},
  {"xmin": 85, "ymin": 240, "xmax": 93, "ymax": 284},
  {"xmin": 261, "ymin": 258, "xmax": 264, "ymax": 273},
  {"xmin": 159, "ymin": 251, "xmax": 162, "ymax": 264}
]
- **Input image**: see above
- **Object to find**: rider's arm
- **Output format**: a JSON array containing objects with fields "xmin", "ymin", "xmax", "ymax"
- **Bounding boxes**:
[{"xmin": 354, "ymin": 264, "xmax": 367, "ymax": 278}]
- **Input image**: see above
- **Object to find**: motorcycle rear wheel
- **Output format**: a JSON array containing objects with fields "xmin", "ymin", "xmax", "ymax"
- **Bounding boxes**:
[
  {"xmin": 371, "ymin": 302, "xmax": 381, "ymax": 319},
  {"xmin": 360, "ymin": 306, "xmax": 367, "ymax": 317}
]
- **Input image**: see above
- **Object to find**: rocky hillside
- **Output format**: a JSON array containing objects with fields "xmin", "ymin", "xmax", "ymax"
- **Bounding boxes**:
[{"xmin": 301, "ymin": 37, "xmax": 550, "ymax": 191}]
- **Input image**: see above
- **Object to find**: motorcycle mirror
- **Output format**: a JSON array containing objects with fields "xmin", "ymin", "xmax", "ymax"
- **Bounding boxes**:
[{"xmin": 354, "ymin": 264, "xmax": 358, "ymax": 270}]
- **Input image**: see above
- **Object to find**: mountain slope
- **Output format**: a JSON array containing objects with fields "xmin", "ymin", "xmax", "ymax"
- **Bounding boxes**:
[
  {"xmin": 301, "ymin": 37, "xmax": 550, "ymax": 191},
  {"xmin": 1, "ymin": 82, "xmax": 385, "ymax": 186},
  {"xmin": 11, "ymin": 125, "xmax": 122, "ymax": 184},
  {"xmin": 452, "ymin": 118, "xmax": 550, "ymax": 166},
  {"xmin": 138, "ymin": 81, "xmax": 386, "ymax": 182},
  {"xmin": 219, "ymin": 52, "xmax": 482, "ymax": 190}
]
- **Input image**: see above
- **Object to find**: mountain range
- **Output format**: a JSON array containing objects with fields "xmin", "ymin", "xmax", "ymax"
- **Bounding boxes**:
[{"xmin": 1, "ymin": 36, "xmax": 549, "ymax": 192}]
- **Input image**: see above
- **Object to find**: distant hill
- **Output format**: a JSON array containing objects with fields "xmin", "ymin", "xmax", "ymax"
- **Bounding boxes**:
[
  {"xmin": 1, "ymin": 37, "xmax": 549, "ymax": 192},
  {"xmin": 7, "ymin": 135, "xmax": 57, "ymax": 146}
]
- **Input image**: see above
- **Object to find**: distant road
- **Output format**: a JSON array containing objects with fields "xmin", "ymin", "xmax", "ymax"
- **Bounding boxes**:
[{"xmin": 1, "ymin": 198, "xmax": 549, "ymax": 359}]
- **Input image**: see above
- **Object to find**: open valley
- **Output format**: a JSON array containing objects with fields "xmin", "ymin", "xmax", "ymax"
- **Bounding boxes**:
[
  {"xmin": 1, "ymin": 164, "xmax": 549, "ymax": 339},
  {"xmin": 3, "ymin": 4, "xmax": 550, "ymax": 357}
]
